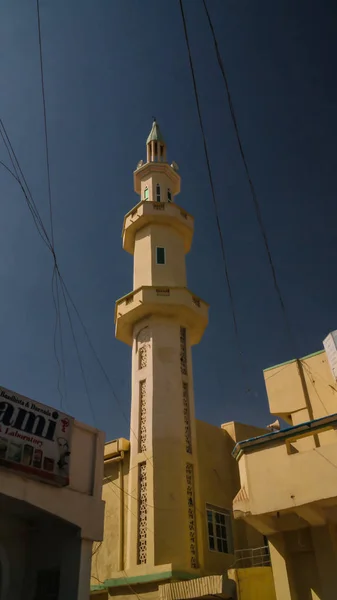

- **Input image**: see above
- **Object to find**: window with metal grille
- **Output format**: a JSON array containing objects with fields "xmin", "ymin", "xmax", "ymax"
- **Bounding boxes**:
[
  {"xmin": 144, "ymin": 187, "xmax": 149, "ymax": 201},
  {"xmin": 206, "ymin": 507, "xmax": 233, "ymax": 554},
  {"xmin": 156, "ymin": 184, "xmax": 161, "ymax": 202},
  {"xmin": 156, "ymin": 247, "xmax": 165, "ymax": 265}
]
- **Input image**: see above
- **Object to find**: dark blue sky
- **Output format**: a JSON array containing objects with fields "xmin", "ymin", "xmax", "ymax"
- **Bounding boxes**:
[{"xmin": 1, "ymin": 0, "xmax": 337, "ymax": 440}]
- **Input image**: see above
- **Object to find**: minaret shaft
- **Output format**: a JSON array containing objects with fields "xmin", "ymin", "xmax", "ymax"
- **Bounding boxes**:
[{"xmin": 115, "ymin": 121, "xmax": 209, "ymax": 574}]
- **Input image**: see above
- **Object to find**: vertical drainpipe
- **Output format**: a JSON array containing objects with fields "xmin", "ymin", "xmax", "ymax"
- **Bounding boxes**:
[
  {"xmin": 296, "ymin": 359, "xmax": 320, "ymax": 448},
  {"xmin": 119, "ymin": 454, "xmax": 124, "ymax": 572}
]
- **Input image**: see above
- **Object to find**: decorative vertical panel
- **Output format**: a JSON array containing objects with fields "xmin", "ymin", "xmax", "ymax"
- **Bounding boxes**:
[
  {"xmin": 139, "ymin": 345, "xmax": 147, "ymax": 369},
  {"xmin": 183, "ymin": 383, "xmax": 192, "ymax": 454},
  {"xmin": 137, "ymin": 327, "xmax": 150, "ymax": 369},
  {"xmin": 186, "ymin": 463, "xmax": 198, "ymax": 568},
  {"xmin": 139, "ymin": 380, "xmax": 147, "ymax": 453},
  {"xmin": 138, "ymin": 462, "xmax": 148, "ymax": 564},
  {"xmin": 180, "ymin": 327, "xmax": 187, "ymax": 375}
]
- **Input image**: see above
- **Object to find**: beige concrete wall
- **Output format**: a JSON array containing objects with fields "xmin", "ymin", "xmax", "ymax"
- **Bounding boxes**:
[
  {"xmin": 228, "ymin": 566, "xmax": 276, "ymax": 600},
  {"xmin": 91, "ymin": 453, "xmax": 130, "ymax": 586},
  {"xmin": 196, "ymin": 420, "xmax": 266, "ymax": 575},
  {"xmin": 264, "ymin": 351, "xmax": 337, "ymax": 425},
  {"xmin": 133, "ymin": 224, "xmax": 187, "ymax": 289},
  {"xmin": 0, "ymin": 421, "xmax": 105, "ymax": 542},
  {"xmin": 140, "ymin": 172, "xmax": 176, "ymax": 204},
  {"xmin": 237, "ymin": 435, "xmax": 337, "ymax": 516}
]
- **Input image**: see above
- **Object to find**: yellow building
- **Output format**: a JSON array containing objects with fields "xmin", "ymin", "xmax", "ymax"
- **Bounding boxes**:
[
  {"xmin": 90, "ymin": 122, "xmax": 276, "ymax": 600},
  {"xmin": 233, "ymin": 344, "xmax": 337, "ymax": 599}
]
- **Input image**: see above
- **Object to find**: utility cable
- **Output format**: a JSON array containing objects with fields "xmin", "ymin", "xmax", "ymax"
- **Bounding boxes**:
[
  {"xmin": 36, "ymin": 0, "xmax": 55, "ymax": 248},
  {"xmin": 0, "ymin": 123, "xmax": 156, "ymax": 461},
  {"xmin": 59, "ymin": 276, "xmax": 97, "ymax": 425},
  {"xmin": 36, "ymin": 0, "xmax": 68, "ymax": 407},
  {"xmin": 179, "ymin": 0, "xmax": 250, "ymax": 391},
  {"xmin": 202, "ymin": 0, "xmax": 297, "ymax": 357}
]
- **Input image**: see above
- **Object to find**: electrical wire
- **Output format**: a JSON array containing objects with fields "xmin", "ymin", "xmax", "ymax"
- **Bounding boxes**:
[
  {"xmin": 0, "ymin": 123, "xmax": 156, "ymax": 464},
  {"xmin": 179, "ymin": 0, "xmax": 250, "ymax": 392},
  {"xmin": 202, "ymin": 0, "xmax": 297, "ymax": 357},
  {"xmin": 59, "ymin": 276, "xmax": 97, "ymax": 425},
  {"xmin": 36, "ymin": 0, "xmax": 55, "ymax": 249},
  {"xmin": 35, "ymin": 0, "xmax": 67, "ymax": 409}
]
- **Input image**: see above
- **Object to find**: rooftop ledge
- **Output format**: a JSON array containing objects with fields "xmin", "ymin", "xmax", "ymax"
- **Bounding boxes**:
[
  {"xmin": 115, "ymin": 286, "xmax": 209, "ymax": 346},
  {"xmin": 232, "ymin": 412, "xmax": 337, "ymax": 461}
]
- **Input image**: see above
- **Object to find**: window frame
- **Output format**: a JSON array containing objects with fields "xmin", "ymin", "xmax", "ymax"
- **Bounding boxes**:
[
  {"xmin": 206, "ymin": 506, "xmax": 233, "ymax": 555},
  {"xmin": 156, "ymin": 184, "xmax": 161, "ymax": 202},
  {"xmin": 167, "ymin": 188, "xmax": 172, "ymax": 202},
  {"xmin": 156, "ymin": 247, "xmax": 166, "ymax": 265},
  {"xmin": 144, "ymin": 186, "xmax": 149, "ymax": 201}
]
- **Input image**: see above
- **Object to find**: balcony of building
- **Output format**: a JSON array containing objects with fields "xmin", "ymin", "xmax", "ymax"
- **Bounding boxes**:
[
  {"xmin": 122, "ymin": 201, "xmax": 194, "ymax": 254},
  {"xmin": 232, "ymin": 413, "xmax": 337, "ymax": 534},
  {"xmin": 115, "ymin": 286, "xmax": 209, "ymax": 346}
]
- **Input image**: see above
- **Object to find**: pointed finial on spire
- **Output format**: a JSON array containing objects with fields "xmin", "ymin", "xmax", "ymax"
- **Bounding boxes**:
[{"xmin": 146, "ymin": 119, "xmax": 164, "ymax": 144}]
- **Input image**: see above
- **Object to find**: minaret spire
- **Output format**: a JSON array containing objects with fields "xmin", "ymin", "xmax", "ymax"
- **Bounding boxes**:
[{"xmin": 146, "ymin": 118, "xmax": 166, "ymax": 163}]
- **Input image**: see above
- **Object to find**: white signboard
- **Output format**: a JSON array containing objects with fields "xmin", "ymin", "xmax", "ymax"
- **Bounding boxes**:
[
  {"xmin": 0, "ymin": 386, "xmax": 73, "ymax": 487},
  {"xmin": 323, "ymin": 331, "xmax": 337, "ymax": 382}
]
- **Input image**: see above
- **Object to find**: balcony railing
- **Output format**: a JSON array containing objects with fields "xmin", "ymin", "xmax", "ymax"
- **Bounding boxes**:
[{"xmin": 231, "ymin": 546, "xmax": 271, "ymax": 568}]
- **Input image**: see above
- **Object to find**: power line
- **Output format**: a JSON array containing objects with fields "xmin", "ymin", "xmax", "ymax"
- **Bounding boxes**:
[
  {"xmin": 59, "ymin": 276, "xmax": 97, "ymax": 425},
  {"xmin": 36, "ymin": 0, "xmax": 55, "ymax": 249},
  {"xmin": 202, "ymin": 0, "xmax": 297, "ymax": 357},
  {"xmin": 35, "ymin": 0, "xmax": 68, "ymax": 408},
  {"xmin": 0, "ymin": 120, "xmax": 157, "ymax": 460},
  {"xmin": 0, "ymin": 120, "xmax": 52, "ymax": 253},
  {"xmin": 179, "ymin": 0, "xmax": 250, "ymax": 391}
]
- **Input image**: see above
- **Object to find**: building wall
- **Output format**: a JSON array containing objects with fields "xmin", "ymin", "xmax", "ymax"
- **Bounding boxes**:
[
  {"xmin": 140, "ymin": 172, "xmax": 177, "ymax": 204},
  {"xmin": 0, "ymin": 501, "xmax": 86, "ymax": 600},
  {"xmin": 90, "ymin": 419, "xmax": 268, "ymax": 590},
  {"xmin": 196, "ymin": 420, "xmax": 267, "ymax": 575},
  {"xmin": 91, "ymin": 453, "xmax": 131, "ymax": 586},
  {"xmin": 264, "ymin": 350, "xmax": 337, "ymax": 427},
  {"xmin": 0, "ymin": 420, "xmax": 105, "ymax": 541},
  {"xmin": 133, "ymin": 224, "xmax": 187, "ymax": 289},
  {"xmin": 268, "ymin": 526, "xmax": 337, "ymax": 600},
  {"xmin": 0, "ymin": 513, "xmax": 27, "ymax": 600},
  {"xmin": 228, "ymin": 567, "xmax": 276, "ymax": 600}
]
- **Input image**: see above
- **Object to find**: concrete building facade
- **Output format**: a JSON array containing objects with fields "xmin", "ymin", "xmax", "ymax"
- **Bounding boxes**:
[
  {"xmin": 0, "ymin": 385, "xmax": 105, "ymax": 600},
  {"xmin": 233, "ymin": 346, "xmax": 337, "ymax": 599}
]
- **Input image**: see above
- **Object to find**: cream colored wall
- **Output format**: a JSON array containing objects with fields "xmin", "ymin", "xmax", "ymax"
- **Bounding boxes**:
[
  {"xmin": 140, "ymin": 172, "xmax": 176, "ymax": 204},
  {"xmin": 236, "ymin": 432, "xmax": 337, "ymax": 517},
  {"xmin": 127, "ymin": 316, "xmax": 200, "ymax": 572},
  {"xmin": 133, "ymin": 224, "xmax": 187, "ymax": 289},
  {"xmin": 264, "ymin": 351, "xmax": 337, "ymax": 425},
  {"xmin": 196, "ymin": 420, "xmax": 266, "ymax": 575},
  {"xmin": 91, "ymin": 453, "xmax": 130, "ymax": 586},
  {"xmin": 0, "ymin": 420, "xmax": 105, "ymax": 542},
  {"xmin": 267, "ymin": 527, "xmax": 337, "ymax": 600},
  {"xmin": 228, "ymin": 567, "xmax": 276, "ymax": 600},
  {"xmin": 133, "ymin": 228, "xmax": 152, "ymax": 288}
]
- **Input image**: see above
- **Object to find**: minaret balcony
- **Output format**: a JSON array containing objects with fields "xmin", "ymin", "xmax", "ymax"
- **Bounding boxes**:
[
  {"xmin": 122, "ymin": 201, "xmax": 194, "ymax": 254},
  {"xmin": 115, "ymin": 286, "xmax": 209, "ymax": 346}
]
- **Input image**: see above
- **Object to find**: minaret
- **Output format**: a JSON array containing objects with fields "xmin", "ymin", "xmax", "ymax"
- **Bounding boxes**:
[{"xmin": 115, "ymin": 121, "xmax": 209, "ymax": 574}]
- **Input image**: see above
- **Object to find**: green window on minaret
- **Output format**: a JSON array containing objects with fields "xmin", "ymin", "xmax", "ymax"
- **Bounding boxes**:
[
  {"xmin": 144, "ymin": 187, "xmax": 149, "ymax": 201},
  {"xmin": 156, "ymin": 247, "xmax": 165, "ymax": 265}
]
